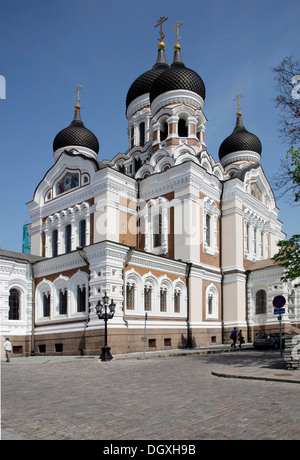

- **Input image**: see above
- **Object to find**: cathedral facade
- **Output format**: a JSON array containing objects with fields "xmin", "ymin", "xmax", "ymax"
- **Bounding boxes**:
[{"xmin": 1, "ymin": 34, "xmax": 299, "ymax": 357}]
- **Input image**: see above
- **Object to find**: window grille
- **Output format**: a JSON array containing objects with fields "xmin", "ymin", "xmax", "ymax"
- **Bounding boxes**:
[{"xmin": 9, "ymin": 288, "xmax": 20, "ymax": 320}]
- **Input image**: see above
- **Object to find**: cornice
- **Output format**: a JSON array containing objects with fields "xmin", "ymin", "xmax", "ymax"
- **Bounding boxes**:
[
  {"xmin": 139, "ymin": 161, "xmax": 221, "ymax": 202},
  {"xmin": 151, "ymin": 89, "xmax": 204, "ymax": 115}
]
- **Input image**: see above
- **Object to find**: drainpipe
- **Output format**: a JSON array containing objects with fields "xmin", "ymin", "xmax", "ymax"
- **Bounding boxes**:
[
  {"xmin": 137, "ymin": 179, "xmax": 141, "ymax": 250},
  {"xmin": 245, "ymin": 269, "xmax": 253, "ymax": 343},
  {"xmin": 77, "ymin": 246, "xmax": 91, "ymax": 325},
  {"xmin": 220, "ymin": 180, "xmax": 225, "ymax": 344},
  {"xmin": 122, "ymin": 246, "xmax": 135, "ymax": 327},
  {"xmin": 186, "ymin": 262, "xmax": 193, "ymax": 348},
  {"xmin": 30, "ymin": 263, "xmax": 36, "ymax": 355}
]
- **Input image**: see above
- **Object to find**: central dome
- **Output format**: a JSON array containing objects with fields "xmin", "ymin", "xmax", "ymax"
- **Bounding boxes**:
[
  {"xmin": 150, "ymin": 48, "xmax": 206, "ymax": 103},
  {"xmin": 126, "ymin": 46, "xmax": 169, "ymax": 110}
]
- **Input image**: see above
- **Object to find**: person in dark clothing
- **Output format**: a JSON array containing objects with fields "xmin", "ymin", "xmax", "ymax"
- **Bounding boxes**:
[
  {"xmin": 238, "ymin": 330, "xmax": 244, "ymax": 348},
  {"xmin": 230, "ymin": 327, "xmax": 237, "ymax": 348}
]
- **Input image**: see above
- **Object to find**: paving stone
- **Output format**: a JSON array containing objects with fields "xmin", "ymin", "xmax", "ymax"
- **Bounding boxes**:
[{"xmin": 1, "ymin": 351, "xmax": 300, "ymax": 440}]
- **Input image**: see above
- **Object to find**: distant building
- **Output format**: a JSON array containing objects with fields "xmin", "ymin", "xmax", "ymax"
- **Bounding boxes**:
[{"xmin": 1, "ymin": 32, "xmax": 299, "ymax": 357}]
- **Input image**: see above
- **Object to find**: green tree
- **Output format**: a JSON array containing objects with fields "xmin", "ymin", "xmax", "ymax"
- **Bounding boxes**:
[{"xmin": 272, "ymin": 57, "xmax": 300, "ymax": 284}]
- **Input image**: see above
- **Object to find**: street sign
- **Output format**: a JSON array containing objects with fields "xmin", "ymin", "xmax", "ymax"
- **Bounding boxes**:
[
  {"xmin": 274, "ymin": 308, "xmax": 285, "ymax": 315},
  {"xmin": 273, "ymin": 295, "xmax": 286, "ymax": 315},
  {"xmin": 273, "ymin": 295, "xmax": 286, "ymax": 309}
]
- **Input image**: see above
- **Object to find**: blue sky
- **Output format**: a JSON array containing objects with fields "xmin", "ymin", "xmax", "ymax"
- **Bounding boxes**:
[{"xmin": 0, "ymin": 0, "xmax": 299, "ymax": 252}]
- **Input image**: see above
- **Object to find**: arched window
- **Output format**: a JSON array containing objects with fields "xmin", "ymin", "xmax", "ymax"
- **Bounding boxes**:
[
  {"xmin": 52, "ymin": 229, "xmax": 58, "ymax": 257},
  {"xmin": 256, "ymin": 289, "xmax": 267, "ymax": 315},
  {"xmin": 65, "ymin": 224, "xmax": 72, "ymax": 253},
  {"xmin": 43, "ymin": 292, "xmax": 51, "ymax": 317},
  {"xmin": 77, "ymin": 285, "xmax": 86, "ymax": 313},
  {"xmin": 126, "ymin": 284, "xmax": 135, "ymax": 310},
  {"xmin": 79, "ymin": 219, "xmax": 86, "ymax": 247},
  {"xmin": 160, "ymin": 121, "xmax": 168, "ymax": 141},
  {"xmin": 206, "ymin": 284, "xmax": 219, "ymax": 319},
  {"xmin": 139, "ymin": 122, "xmax": 145, "ymax": 146},
  {"xmin": 153, "ymin": 211, "xmax": 162, "ymax": 248},
  {"xmin": 289, "ymin": 289, "xmax": 296, "ymax": 316},
  {"xmin": 160, "ymin": 287, "xmax": 167, "ymax": 312},
  {"xmin": 174, "ymin": 290, "xmax": 181, "ymax": 313},
  {"xmin": 59, "ymin": 288, "xmax": 67, "ymax": 315},
  {"xmin": 246, "ymin": 223, "xmax": 250, "ymax": 253},
  {"xmin": 178, "ymin": 118, "xmax": 188, "ymax": 137},
  {"xmin": 130, "ymin": 126, "xmax": 134, "ymax": 149},
  {"xmin": 144, "ymin": 285, "xmax": 152, "ymax": 312},
  {"xmin": 9, "ymin": 288, "xmax": 20, "ymax": 320},
  {"xmin": 205, "ymin": 214, "xmax": 211, "ymax": 247}
]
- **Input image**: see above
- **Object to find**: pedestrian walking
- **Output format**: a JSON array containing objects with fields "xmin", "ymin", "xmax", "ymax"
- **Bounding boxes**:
[
  {"xmin": 230, "ymin": 327, "xmax": 237, "ymax": 348},
  {"xmin": 238, "ymin": 330, "xmax": 244, "ymax": 348},
  {"xmin": 4, "ymin": 338, "xmax": 12, "ymax": 362}
]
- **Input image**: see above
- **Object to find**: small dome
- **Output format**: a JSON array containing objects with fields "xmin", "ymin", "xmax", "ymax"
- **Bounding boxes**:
[
  {"xmin": 150, "ymin": 48, "xmax": 206, "ymax": 104},
  {"xmin": 126, "ymin": 46, "xmax": 169, "ymax": 110},
  {"xmin": 218, "ymin": 114, "xmax": 262, "ymax": 161},
  {"xmin": 53, "ymin": 105, "xmax": 99, "ymax": 154}
]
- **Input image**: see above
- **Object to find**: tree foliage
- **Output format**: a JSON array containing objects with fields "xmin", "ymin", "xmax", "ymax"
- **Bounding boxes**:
[
  {"xmin": 273, "ymin": 56, "xmax": 300, "ymax": 145},
  {"xmin": 273, "ymin": 235, "xmax": 300, "ymax": 286},
  {"xmin": 271, "ymin": 57, "xmax": 300, "ymax": 283},
  {"xmin": 271, "ymin": 57, "xmax": 300, "ymax": 204}
]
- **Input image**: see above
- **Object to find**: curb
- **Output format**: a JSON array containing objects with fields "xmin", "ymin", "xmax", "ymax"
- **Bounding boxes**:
[{"xmin": 211, "ymin": 371, "xmax": 300, "ymax": 385}]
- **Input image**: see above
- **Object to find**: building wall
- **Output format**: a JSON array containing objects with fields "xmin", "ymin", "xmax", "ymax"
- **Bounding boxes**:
[{"xmin": 0, "ymin": 258, "xmax": 33, "ymax": 358}]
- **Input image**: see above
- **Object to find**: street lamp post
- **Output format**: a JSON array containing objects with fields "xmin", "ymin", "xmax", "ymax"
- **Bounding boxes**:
[{"xmin": 96, "ymin": 291, "xmax": 116, "ymax": 362}]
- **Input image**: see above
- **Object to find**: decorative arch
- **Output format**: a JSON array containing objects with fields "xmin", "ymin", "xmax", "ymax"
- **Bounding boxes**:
[
  {"xmin": 36, "ymin": 279, "xmax": 53, "ymax": 320},
  {"xmin": 69, "ymin": 270, "xmax": 89, "ymax": 316},
  {"xmin": 125, "ymin": 269, "xmax": 142, "ymax": 312},
  {"xmin": 53, "ymin": 275, "xmax": 69, "ymax": 316}
]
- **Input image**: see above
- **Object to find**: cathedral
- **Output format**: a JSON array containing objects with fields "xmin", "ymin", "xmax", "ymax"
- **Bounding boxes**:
[{"xmin": 1, "ymin": 23, "xmax": 299, "ymax": 357}]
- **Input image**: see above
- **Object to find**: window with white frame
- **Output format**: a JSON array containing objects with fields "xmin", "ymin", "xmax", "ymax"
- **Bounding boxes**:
[
  {"xmin": 203, "ymin": 197, "xmax": 220, "ymax": 257},
  {"xmin": 289, "ymin": 289, "xmax": 296, "ymax": 317},
  {"xmin": 144, "ymin": 285, "xmax": 152, "ymax": 311},
  {"xmin": 143, "ymin": 197, "xmax": 169, "ymax": 255},
  {"xmin": 126, "ymin": 283, "xmax": 135, "ymax": 310},
  {"xmin": 205, "ymin": 213, "xmax": 211, "ymax": 247},
  {"xmin": 43, "ymin": 292, "xmax": 51, "ymax": 317},
  {"xmin": 255, "ymin": 289, "xmax": 267, "ymax": 315},
  {"xmin": 205, "ymin": 284, "xmax": 219, "ymax": 320},
  {"xmin": 59, "ymin": 288, "xmax": 68, "ymax": 315},
  {"xmin": 160, "ymin": 119, "xmax": 168, "ymax": 142},
  {"xmin": 77, "ymin": 285, "xmax": 86, "ymax": 313},
  {"xmin": 8, "ymin": 288, "xmax": 21, "ymax": 320},
  {"xmin": 160, "ymin": 286, "xmax": 168, "ymax": 312},
  {"xmin": 174, "ymin": 289, "xmax": 181, "ymax": 313},
  {"xmin": 44, "ymin": 203, "xmax": 90, "ymax": 257}
]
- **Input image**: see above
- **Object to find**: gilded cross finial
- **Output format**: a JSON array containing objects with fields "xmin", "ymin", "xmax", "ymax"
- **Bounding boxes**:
[
  {"xmin": 155, "ymin": 16, "xmax": 168, "ymax": 49},
  {"xmin": 155, "ymin": 16, "xmax": 168, "ymax": 41},
  {"xmin": 234, "ymin": 93, "xmax": 245, "ymax": 116},
  {"xmin": 74, "ymin": 84, "xmax": 83, "ymax": 108},
  {"xmin": 171, "ymin": 20, "xmax": 184, "ymax": 49}
]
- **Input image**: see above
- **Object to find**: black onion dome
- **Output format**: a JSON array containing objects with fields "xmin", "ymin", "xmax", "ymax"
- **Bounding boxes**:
[
  {"xmin": 150, "ymin": 48, "xmax": 206, "ymax": 103},
  {"xmin": 218, "ymin": 115, "xmax": 262, "ymax": 160},
  {"xmin": 126, "ymin": 47, "xmax": 169, "ymax": 109},
  {"xmin": 53, "ymin": 106, "xmax": 99, "ymax": 154}
]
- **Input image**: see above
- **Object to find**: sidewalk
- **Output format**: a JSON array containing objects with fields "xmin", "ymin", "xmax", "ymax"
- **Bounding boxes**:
[{"xmin": 2, "ymin": 344, "xmax": 300, "ymax": 384}]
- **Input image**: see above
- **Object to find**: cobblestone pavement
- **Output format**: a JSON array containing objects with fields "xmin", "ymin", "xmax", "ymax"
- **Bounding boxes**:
[{"xmin": 1, "ymin": 350, "xmax": 300, "ymax": 440}]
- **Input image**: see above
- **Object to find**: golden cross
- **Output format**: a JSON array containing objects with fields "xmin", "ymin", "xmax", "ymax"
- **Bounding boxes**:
[
  {"xmin": 155, "ymin": 16, "xmax": 168, "ymax": 42},
  {"xmin": 74, "ymin": 84, "xmax": 83, "ymax": 104},
  {"xmin": 171, "ymin": 20, "xmax": 184, "ymax": 44},
  {"xmin": 234, "ymin": 93, "xmax": 245, "ymax": 113}
]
